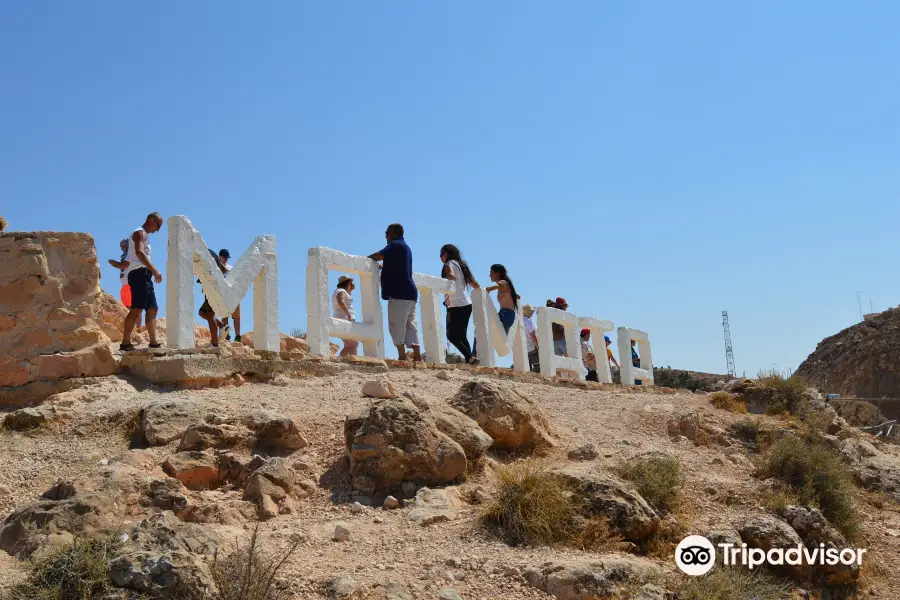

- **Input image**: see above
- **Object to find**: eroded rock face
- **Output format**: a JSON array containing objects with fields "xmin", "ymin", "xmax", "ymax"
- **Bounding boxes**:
[
  {"xmin": 0, "ymin": 231, "xmax": 118, "ymax": 387},
  {"xmin": 553, "ymin": 466, "xmax": 660, "ymax": 542},
  {"xmin": 524, "ymin": 556, "xmax": 663, "ymax": 600},
  {"xmin": 344, "ymin": 397, "xmax": 467, "ymax": 495},
  {"xmin": 796, "ymin": 307, "xmax": 900, "ymax": 398},
  {"xmin": 448, "ymin": 379, "xmax": 554, "ymax": 451}
]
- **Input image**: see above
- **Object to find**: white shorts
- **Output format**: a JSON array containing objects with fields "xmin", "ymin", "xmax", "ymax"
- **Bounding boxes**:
[{"xmin": 387, "ymin": 298, "xmax": 420, "ymax": 347}]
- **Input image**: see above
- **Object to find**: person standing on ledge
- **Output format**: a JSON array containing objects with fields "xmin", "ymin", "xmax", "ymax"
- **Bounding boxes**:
[
  {"xmin": 368, "ymin": 223, "xmax": 422, "ymax": 362},
  {"xmin": 121, "ymin": 212, "xmax": 164, "ymax": 352},
  {"xmin": 440, "ymin": 244, "xmax": 479, "ymax": 364},
  {"xmin": 217, "ymin": 248, "xmax": 241, "ymax": 343},
  {"xmin": 0, "ymin": 216, "xmax": 7, "ymax": 231}
]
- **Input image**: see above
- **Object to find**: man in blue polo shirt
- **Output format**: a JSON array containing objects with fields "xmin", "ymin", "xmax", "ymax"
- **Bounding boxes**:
[{"xmin": 368, "ymin": 223, "xmax": 422, "ymax": 362}]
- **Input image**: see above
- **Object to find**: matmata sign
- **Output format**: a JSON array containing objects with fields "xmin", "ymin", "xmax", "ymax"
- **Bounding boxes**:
[{"xmin": 304, "ymin": 247, "xmax": 653, "ymax": 384}]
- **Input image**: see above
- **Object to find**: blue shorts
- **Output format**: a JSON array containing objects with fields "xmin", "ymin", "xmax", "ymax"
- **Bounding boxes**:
[
  {"xmin": 127, "ymin": 268, "xmax": 158, "ymax": 311},
  {"xmin": 554, "ymin": 338, "xmax": 567, "ymax": 356}
]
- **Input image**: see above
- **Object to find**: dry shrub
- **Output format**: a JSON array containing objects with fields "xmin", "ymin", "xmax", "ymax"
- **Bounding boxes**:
[
  {"xmin": 678, "ymin": 567, "xmax": 789, "ymax": 600},
  {"xmin": 756, "ymin": 371, "xmax": 810, "ymax": 416},
  {"xmin": 212, "ymin": 524, "xmax": 300, "ymax": 600},
  {"xmin": 709, "ymin": 391, "xmax": 747, "ymax": 413},
  {"xmin": 481, "ymin": 460, "xmax": 575, "ymax": 546},
  {"xmin": 571, "ymin": 516, "xmax": 626, "ymax": 552},
  {"xmin": 763, "ymin": 435, "xmax": 860, "ymax": 540},
  {"xmin": 2, "ymin": 535, "xmax": 140, "ymax": 600},
  {"xmin": 617, "ymin": 455, "xmax": 685, "ymax": 514}
]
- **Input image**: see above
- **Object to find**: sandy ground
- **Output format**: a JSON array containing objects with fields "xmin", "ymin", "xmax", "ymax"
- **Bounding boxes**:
[{"xmin": 0, "ymin": 368, "xmax": 898, "ymax": 599}]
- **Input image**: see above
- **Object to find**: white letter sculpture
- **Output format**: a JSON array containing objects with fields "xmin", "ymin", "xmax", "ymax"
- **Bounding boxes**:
[
  {"xmin": 306, "ymin": 247, "xmax": 384, "ymax": 358},
  {"xmin": 166, "ymin": 215, "xmax": 279, "ymax": 351},
  {"xmin": 578, "ymin": 317, "xmax": 615, "ymax": 383},
  {"xmin": 617, "ymin": 327, "xmax": 654, "ymax": 386},
  {"xmin": 471, "ymin": 289, "xmax": 529, "ymax": 372},
  {"xmin": 412, "ymin": 273, "xmax": 454, "ymax": 364},
  {"xmin": 536, "ymin": 306, "xmax": 588, "ymax": 380}
]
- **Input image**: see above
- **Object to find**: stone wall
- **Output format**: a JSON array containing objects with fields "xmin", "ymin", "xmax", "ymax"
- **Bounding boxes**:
[{"xmin": 0, "ymin": 231, "xmax": 116, "ymax": 387}]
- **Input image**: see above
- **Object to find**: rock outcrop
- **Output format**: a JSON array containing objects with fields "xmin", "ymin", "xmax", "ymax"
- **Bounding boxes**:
[
  {"xmin": 553, "ymin": 465, "xmax": 660, "ymax": 542},
  {"xmin": 797, "ymin": 307, "xmax": 900, "ymax": 397},
  {"xmin": 0, "ymin": 231, "xmax": 117, "ymax": 387},
  {"xmin": 448, "ymin": 379, "xmax": 554, "ymax": 451},
  {"xmin": 344, "ymin": 397, "xmax": 468, "ymax": 495},
  {"xmin": 524, "ymin": 555, "xmax": 662, "ymax": 600}
]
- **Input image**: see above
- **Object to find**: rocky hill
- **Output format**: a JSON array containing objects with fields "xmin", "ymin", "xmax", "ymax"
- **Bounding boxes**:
[{"xmin": 797, "ymin": 307, "xmax": 900, "ymax": 398}]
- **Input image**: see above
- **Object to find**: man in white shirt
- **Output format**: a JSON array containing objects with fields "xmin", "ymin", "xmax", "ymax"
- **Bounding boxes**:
[
  {"xmin": 522, "ymin": 304, "xmax": 540, "ymax": 372},
  {"xmin": 217, "ymin": 249, "xmax": 241, "ymax": 343}
]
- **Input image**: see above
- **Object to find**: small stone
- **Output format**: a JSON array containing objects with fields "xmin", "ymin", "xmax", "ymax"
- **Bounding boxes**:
[
  {"xmin": 445, "ymin": 557, "xmax": 462, "ymax": 568},
  {"xmin": 886, "ymin": 529, "xmax": 900, "ymax": 537},
  {"xmin": 325, "ymin": 574, "xmax": 359, "ymax": 599},
  {"xmin": 503, "ymin": 566, "xmax": 521, "ymax": 577},
  {"xmin": 97, "ymin": 458, "xmax": 109, "ymax": 467},
  {"xmin": 333, "ymin": 521, "xmax": 352, "ymax": 542},
  {"xmin": 439, "ymin": 589, "xmax": 464, "ymax": 600},
  {"xmin": 567, "ymin": 444, "xmax": 599, "ymax": 461},
  {"xmin": 259, "ymin": 494, "xmax": 278, "ymax": 520},
  {"xmin": 436, "ymin": 370, "xmax": 450, "ymax": 381},
  {"xmin": 374, "ymin": 516, "xmax": 384, "ymax": 524},
  {"xmin": 383, "ymin": 495, "xmax": 400, "ymax": 510},
  {"xmin": 0, "ymin": 485, "xmax": 11, "ymax": 497},
  {"xmin": 349, "ymin": 501, "xmax": 364, "ymax": 514},
  {"xmin": 299, "ymin": 479, "xmax": 317, "ymax": 493},
  {"xmin": 362, "ymin": 379, "xmax": 398, "ymax": 399},
  {"xmin": 232, "ymin": 373, "xmax": 245, "ymax": 387}
]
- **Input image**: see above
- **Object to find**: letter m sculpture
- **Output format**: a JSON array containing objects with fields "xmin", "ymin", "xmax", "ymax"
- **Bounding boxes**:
[{"xmin": 166, "ymin": 215, "xmax": 280, "ymax": 351}]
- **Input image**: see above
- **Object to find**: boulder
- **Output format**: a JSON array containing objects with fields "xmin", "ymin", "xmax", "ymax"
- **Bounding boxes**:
[
  {"xmin": 567, "ymin": 444, "xmax": 599, "ymax": 461},
  {"xmin": 3, "ymin": 405, "xmax": 70, "ymax": 430},
  {"xmin": 554, "ymin": 465, "xmax": 660, "ymax": 541},
  {"xmin": 140, "ymin": 400, "xmax": 212, "ymax": 446},
  {"xmin": 448, "ymin": 379, "xmax": 554, "ymax": 451},
  {"xmin": 344, "ymin": 397, "xmax": 467, "ymax": 495},
  {"xmin": 162, "ymin": 451, "xmax": 223, "ymax": 490},
  {"xmin": 407, "ymin": 487, "xmax": 461, "ymax": 526},
  {"xmin": 177, "ymin": 422, "xmax": 249, "ymax": 452},
  {"xmin": 739, "ymin": 516, "xmax": 810, "ymax": 580},
  {"xmin": 405, "ymin": 393, "xmax": 492, "ymax": 468},
  {"xmin": 362, "ymin": 379, "xmax": 398, "ymax": 399},
  {"xmin": 666, "ymin": 412, "xmax": 699, "ymax": 441},
  {"xmin": 109, "ymin": 511, "xmax": 218, "ymax": 598},
  {"xmin": 325, "ymin": 574, "xmax": 360, "ymax": 599},
  {"xmin": 777, "ymin": 505, "xmax": 860, "ymax": 586},
  {"xmin": 838, "ymin": 437, "xmax": 900, "ymax": 500},
  {"xmin": 524, "ymin": 556, "xmax": 663, "ymax": 600},
  {"xmin": 240, "ymin": 411, "xmax": 308, "ymax": 452}
]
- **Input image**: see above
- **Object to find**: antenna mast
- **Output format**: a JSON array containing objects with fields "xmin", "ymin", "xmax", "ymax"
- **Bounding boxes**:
[{"xmin": 722, "ymin": 310, "xmax": 736, "ymax": 377}]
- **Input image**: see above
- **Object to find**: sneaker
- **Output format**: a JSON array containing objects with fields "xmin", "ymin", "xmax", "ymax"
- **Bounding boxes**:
[
  {"xmin": 219, "ymin": 323, "xmax": 231, "ymax": 341},
  {"xmin": 234, "ymin": 335, "xmax": 242, "ymax": 343}
]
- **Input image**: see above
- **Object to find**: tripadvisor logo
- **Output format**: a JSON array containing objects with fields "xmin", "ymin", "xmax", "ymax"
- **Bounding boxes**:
[{"xmin": 675, "ymin": 535, "xmax": 867, "ymax": 576}]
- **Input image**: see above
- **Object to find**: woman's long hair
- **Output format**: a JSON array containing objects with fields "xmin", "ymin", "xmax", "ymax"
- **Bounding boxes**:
[
  {"xmin": 490, "ymin": 264, "xmax": 519, "ymax": 309},
  {"xmin": 441, "ymin": 244, "xmax": 476, "ymax": 286}
]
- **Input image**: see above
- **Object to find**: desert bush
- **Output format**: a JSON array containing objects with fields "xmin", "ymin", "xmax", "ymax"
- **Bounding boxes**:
[
  {"xmin": 212, "ymin": 524, "xmax": 300, "ymax": 600},
  {"xmin": 677, "ymin": 567, "xmax": 789, "ymax": 600},
  {"xmin": 288, "ymin": 328, "xmax": 304, "ymax": 339},
  {"xmin": 755, "ymin": 371, "xmax": 810, "ymax": 416},
  {"xmin": 617, "ymin": 455, "xmax": 685, "ymax": 513},
  {"xmin": 571, "ymin": 516, "xmax": 625, "ymax": 552},
  {"xmin": 763, "ymin": 435, "xmax": 860, "ymax": 540},
  {"xmin": 481, "ymin": 461, "xmax": 575, "ymax": 546},
  {"xmin": 709, "ymin": 391, "xmax": 747, "ymax": 413},
  {"xmin": 2, "ymin": 535, "xmax": 140, "ymax": 600}
]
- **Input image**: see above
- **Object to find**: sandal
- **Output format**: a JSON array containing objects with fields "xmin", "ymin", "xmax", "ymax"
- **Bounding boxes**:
[
  {"xmin": 119, "ymin": 343, "xmax": 136, "ymax": 352},
  {"xmin": 148, "ymin": 343, "xmax": 162, "ymax": 349}
]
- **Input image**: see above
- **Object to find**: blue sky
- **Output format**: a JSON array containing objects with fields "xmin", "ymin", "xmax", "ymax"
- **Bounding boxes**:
[{"xmin": 2, "ymin": 2, "xmax": 898, "ymax": 375}]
